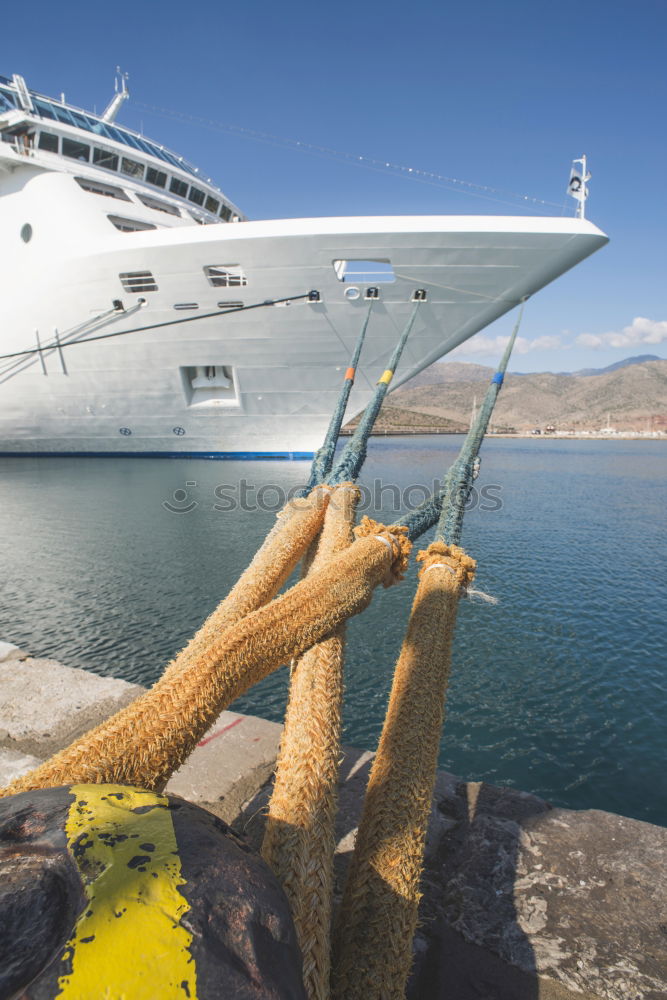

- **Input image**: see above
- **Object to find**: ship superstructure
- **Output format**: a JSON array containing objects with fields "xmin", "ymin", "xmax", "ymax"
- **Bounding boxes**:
[{"xmin": 0, "ymin": 73, "xmax": 608, "ymax": 456}]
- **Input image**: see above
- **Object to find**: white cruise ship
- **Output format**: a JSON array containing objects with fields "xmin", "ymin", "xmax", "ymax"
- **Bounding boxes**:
[{"xmin": 0, "ymin": 73, "xmax": 608, "ymax": 458}]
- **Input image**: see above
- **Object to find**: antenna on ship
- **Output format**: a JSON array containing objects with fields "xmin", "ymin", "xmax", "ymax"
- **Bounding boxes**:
[
  {"xmin": 567, "ymin": 154, "xmax": 591, "ymax": 219},
  {"xmin": 102, "ymin": 67, "xmax": 129, "ymax": 124}
]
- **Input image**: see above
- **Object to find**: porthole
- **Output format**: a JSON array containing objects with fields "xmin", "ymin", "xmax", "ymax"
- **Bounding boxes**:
[
  {"xmin": 119, "ymin": 427, "xmax": 132, "ymax": 436},
  {"xmin": 344, "ymin": 286, "xmax": 360, "ymax": 300},
  {"xmin": 20, "ymin": 224, "xmax": 32, "ymax": 243}
]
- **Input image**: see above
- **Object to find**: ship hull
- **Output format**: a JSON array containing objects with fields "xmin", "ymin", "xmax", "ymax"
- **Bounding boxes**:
[{"xmin": 0, "ymin": 213, "xmax": 608, "ymax": 456}]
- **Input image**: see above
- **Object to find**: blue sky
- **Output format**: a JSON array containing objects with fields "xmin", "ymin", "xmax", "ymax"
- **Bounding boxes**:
[{"xmin": 5, "ymin": 0, "xmax": 666, "ymax": 372}]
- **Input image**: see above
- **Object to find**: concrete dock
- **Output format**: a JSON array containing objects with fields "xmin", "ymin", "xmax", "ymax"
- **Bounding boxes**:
[{"xmin": 1, "ymin": 643, "xmax": 665, "ymax": 1000}]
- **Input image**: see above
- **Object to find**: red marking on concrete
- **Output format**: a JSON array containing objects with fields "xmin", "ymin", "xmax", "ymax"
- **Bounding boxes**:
[{"xmin": 197, "ymin": 717, "xmax": 243, "ymax": 747}]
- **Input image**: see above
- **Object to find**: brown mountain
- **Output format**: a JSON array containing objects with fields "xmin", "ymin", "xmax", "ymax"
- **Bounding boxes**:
[{"xmin": 383, "ymin": 359, "xmax": 667, "ymax": 433}]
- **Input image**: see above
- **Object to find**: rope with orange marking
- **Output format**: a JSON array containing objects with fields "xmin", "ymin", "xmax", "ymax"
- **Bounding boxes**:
[{"xmin": 300, "ymin": 302, "xmax": 374, "ymax": 493}]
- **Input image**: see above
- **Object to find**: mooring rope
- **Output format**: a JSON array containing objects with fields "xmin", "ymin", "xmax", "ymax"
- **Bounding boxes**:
[
  {"xmin": 0, "ymin": 293, "xmax": 316, "ymax": 363},
  {"xmin": 257, "ymin": 303, "xmax": 423, "ymax": 998},
  {"xmin": 299, "ymin": 303, "xmax": 374, "ymax": 495},
  {"xmin": 161, "ymin": 485, "xmax": 333, "ymax": 682},
  {"xmin": 262, "ymin": 484, "xmax": 360, "ymax": 1000},
  {"xmin": 3, "ymin": 302, "xmax": 523, "ymax": 804},
  {"xmin": 1, "ymin": 297, "xmax": 425, "ymax": 801},
  {"xmin": 1, "ymin": 520, "xmax": 411, "ymax": 798},
  {"xmin": 0, "ymin": 296, "xmax": 539, "ymax": 1000},
  {"xmin": 439, "ymin": 299, "xmax": 526, "ymax": 546},
  {"xmin": 327, "ymin": 302, "xmax": 422, "ymax": 486},
  {"xmin": 332, "ymin": 309, "xmax": 525, "ymax": 999},
  {"xmin": 332, "ymin": 544, "xmax": 476, "ymax": 1000},
  {"xmin": 396, "ymin": 300, "xmax": 526, "ymax": 542}
]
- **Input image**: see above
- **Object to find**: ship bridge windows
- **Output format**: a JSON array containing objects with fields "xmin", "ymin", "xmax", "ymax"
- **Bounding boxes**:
[
  {"xmin": 76, "ymin": 176, "xmax": 131, "ymax": 201},
  {"xmin": 219, "ymin": 204, "xmax": 233, "ymax": 221},
  {"xmin": 204, "ymin": 265, "xmax": 248, "ymax": 288},
  {"xmin": 109, "ymin": 215, "xmax": 157, "ymax": 232},
  {"xmin": 119, "ymin": 270, "xmax": 158, "ymax": 292},
  {"xmin": 38, "ymin": 131, "xmax": 59, "ymax": 153},
  {"xmin": 205, "ymin": 195, "xmax": 220, "ymax": 214},
  {"xmin": 146, "ymin": 166, "xmax": 167, "ymax": 188},
  {"xmin": 62, "ymin": 137, "xmax": 90, "ymax": 162},
  {"xmin": 52, "ymin": 104, "xmax": 79, "ymax": 126},
  {"xmin": 1, "ymin": 127, "xmax": 33, "ymax": 154},
  {"xmin": 0, "ymin": 87, "xmax": 18, "ymax": 112},
  {"xmin": 137, "ymin": 192, "xmax": 181, "ymax": 216},
  {"xmin": 170, "ymin": 177, "xmax": 188, "ymax": 198},
  {"xmin": 188, "ymin": 186, "xmax": 206, "ymax": 206},
  {"xmin": 120, "ymin": 156, "xmax": 144, "ymax": 180},
  {"xmin": 25, "ymin": 91, "xmax": 221, "ymax": 183},
  {"xmin": 93, "ymin": 147, "xmax": 119, "ymax": 171}
]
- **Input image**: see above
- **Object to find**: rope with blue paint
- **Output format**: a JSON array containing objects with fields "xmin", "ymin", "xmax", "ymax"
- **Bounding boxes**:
[{"xmin": 396, "ymin": 299, "xmax": 526, "ymax": 543}]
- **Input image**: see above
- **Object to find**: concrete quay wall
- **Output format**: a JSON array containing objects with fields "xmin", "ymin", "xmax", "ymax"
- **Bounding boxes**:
[{"xmin": 1, "ymin": 643, "xmax": 665, "ymax": 1000}]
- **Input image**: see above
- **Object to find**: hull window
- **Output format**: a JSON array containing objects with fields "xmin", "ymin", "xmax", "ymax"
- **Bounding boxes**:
[
  {"xmin": 109, "ymin": 215, "xmax": 157, "ymax": 233},
  {"xmin": 76, "ymin": 176, "xmax": 130, "ymax": 201},
  {"xmin": 180, "ymin": 365, "xmax": 239, "ymax": 408},
  {"xmin": 204, "ymin": 265, "xmax": 247, "ymax": 288},
  {"xmin": 119, "ymin": 270, "xmax": 158, "ymax": 292},
  {"xmin": 137, "ymin": 192, "xmax": 181, "ymax": 216},
  {"xmin": 333, "ymin": 259, "xmax": 396, "ymax": 283}
]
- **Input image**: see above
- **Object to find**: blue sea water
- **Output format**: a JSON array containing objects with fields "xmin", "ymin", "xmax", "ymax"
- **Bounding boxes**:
[{"xmin": 1, "ymin": 437, "xmax": 665, "ymax": 825}]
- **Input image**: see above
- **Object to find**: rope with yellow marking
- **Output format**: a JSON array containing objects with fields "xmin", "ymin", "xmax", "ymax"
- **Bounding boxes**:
[{"xmin": 327, "ymin": 302, "xmax": 421, "ymax": 485}]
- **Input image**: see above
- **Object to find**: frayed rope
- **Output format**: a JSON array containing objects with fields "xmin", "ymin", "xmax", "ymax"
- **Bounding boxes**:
[{"xmin": 421, "ymin": 562, "xmax": 498, "ymax": 604}]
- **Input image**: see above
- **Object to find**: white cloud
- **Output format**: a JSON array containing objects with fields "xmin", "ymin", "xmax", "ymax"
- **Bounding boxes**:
[
  {"xmin": 531, "ymin": 335, "xmax": 564, "ymax": 351},
  {"xmin": 450, "ymin": 333, "xmax": 563, "ymax": 357},
  {"xmin": 576, "ymin": 317, "xmax": 667, "ymax": 350}
]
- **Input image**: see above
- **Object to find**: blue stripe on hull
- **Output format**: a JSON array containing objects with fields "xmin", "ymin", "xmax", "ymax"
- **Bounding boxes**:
[{"xmin": 0, "ymin": 450, "xmax": 315, "ymax": 460}]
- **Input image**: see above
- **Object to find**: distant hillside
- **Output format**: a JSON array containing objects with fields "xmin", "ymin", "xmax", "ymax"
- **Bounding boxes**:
[
  {"xmin": 410, "ymin": 354, "xmax": 665, "ymax": 383},
  {"xmin": 569, "ymin": 354, "xmax": 663, "ymax": 377},
  {"xmin": 342, "ymin": 404, "xmax": 467, "ymax": 434},
  {"xmin": 380, "ymin": 359, "xmax": 667, "ymax": 433},
  {"xmin": 403, "ymin": 362, "xmax": 494, "ymax": 386}
]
